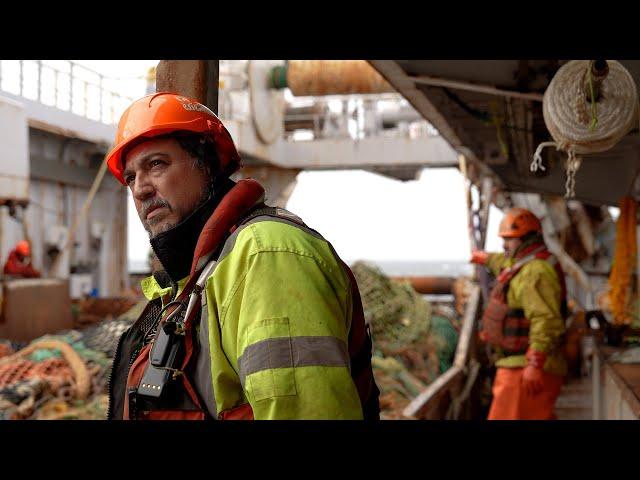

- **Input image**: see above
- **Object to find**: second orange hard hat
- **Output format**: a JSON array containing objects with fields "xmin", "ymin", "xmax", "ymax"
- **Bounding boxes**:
[
  {"xmin": 16, "ymin": 240, "xmax": 30, "ymax": 256},
  {"xmin": 498, "ymin": 208, "xmax": 542, "ymax": 238}
]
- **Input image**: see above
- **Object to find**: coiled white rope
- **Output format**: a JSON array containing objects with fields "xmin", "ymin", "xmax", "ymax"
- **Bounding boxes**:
[{"xmin": 531, "ymin": 60, "xmax": 639, "ymax": 198}]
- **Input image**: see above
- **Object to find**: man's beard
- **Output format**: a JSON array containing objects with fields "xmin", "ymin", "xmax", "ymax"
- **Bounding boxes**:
[
  {"xmin": 142, "ymin": 187, "xmax": 211, "ymax": 239},
  {"xmin": 139, "ymin": 197, "xmax": 173, "ymax": 238},
  {"xmin": 146, "ymin": 220, "xmax": 177, "ymax": 239}
]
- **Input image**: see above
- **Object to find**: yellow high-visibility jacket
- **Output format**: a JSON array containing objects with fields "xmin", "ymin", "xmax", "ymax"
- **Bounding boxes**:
[
  {"xmin": 140, "ymin": 217, "xmax": 364, "ymax": 419},
  {"xmin": 485, "ymin": 253, "xmax": 567, "ymax": 376}
]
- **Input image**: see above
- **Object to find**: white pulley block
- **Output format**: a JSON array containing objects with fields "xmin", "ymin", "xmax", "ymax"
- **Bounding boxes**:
[{"xmin": 248, "ymin": 60, "xmax": 285, "ymax": 145}]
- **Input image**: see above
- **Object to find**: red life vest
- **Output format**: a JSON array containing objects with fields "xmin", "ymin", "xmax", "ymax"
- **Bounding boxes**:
[{"xmin": 481, "ymin": 244, "xmax": 567, "ymax": 355}]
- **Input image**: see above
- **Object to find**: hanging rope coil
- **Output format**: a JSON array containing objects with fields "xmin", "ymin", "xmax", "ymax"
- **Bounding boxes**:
[{"xmin": 531, "ymin": 60, "xmax": 639, "ymax": 198}]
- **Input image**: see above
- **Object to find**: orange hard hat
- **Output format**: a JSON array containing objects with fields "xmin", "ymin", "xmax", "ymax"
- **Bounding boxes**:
[
  {"xmin": 16, "ymin": 240, "xmax": 30, "ymax": 256},
  {"xmin": 498, "ymin": 208, "xmax": 542, "ymax": 238},
  {"xmin": 105, "ymin": 92, "xmax": 242, "ymax": 185}
]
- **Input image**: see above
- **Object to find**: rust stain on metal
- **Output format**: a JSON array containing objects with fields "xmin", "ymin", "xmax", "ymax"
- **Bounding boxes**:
[{"xmin": 156, "ymin": 60, "xmax": 207, "ymax": 102}]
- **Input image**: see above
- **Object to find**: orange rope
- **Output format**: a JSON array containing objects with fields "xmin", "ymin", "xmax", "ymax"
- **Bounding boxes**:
[{"xmin": 608, "ymin": 196, "xmax": 638, "ymax": 325}]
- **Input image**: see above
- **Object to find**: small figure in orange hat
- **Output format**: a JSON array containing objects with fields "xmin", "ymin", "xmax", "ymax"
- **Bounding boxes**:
[{"xmin": 3, "ymin": 240, "xmax": 41, "ymax": 278}]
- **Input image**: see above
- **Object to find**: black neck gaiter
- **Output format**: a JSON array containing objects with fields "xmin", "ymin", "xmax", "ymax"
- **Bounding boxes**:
[{"xmin": 149, "ymin": 178, "xmax": 235, "ymax": 285}]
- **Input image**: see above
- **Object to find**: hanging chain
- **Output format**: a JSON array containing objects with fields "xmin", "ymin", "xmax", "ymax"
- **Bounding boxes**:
[
  {"xmin": 532, "ymin": 142, "xmax": 582, "ymax": 197},
  {"xmin": 565, "ymin": 149, "xmax": 581, "ymax": 198}
]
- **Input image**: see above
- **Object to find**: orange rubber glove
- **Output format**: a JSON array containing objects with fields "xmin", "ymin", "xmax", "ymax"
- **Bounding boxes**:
[
  {"xmin": 522, "ymin": 348, "xmax": 547, "ymax": 396},
  {"xmin": 470, "ymin": 250, "xmax": 489, "ymax": 265}
]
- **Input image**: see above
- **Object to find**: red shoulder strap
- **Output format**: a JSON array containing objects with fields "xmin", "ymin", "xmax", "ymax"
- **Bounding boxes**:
[{"xmin": 190, "ymin": 179, "xmax": 265, "ymax": 276}]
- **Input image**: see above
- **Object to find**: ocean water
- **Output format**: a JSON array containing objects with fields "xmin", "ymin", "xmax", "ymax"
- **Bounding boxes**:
[
  {"xmin": 346, "ymin": 259, "xmax": 473, "ymax": 277},
  {"xmin": 129, "ymin": 258, "xmax": 473, "ymax": 278}
]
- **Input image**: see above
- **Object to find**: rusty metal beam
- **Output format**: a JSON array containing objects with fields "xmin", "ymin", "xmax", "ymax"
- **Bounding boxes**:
[
  {"xmin": 156, "ymin": 60, "xmax": 205, "ymax": 100},
  {"xmin": 205, "ymin": 60, "xmax": 219, "ymax": 115},
  {"xmin": 156, "ymin": 60, "xmax": 220, "ymax": 114}
]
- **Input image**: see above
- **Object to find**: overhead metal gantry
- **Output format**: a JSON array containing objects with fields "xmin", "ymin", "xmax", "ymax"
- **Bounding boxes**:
[{"xmin": 370, "ymin": 60, "xmax": 640, "ymax": 206}]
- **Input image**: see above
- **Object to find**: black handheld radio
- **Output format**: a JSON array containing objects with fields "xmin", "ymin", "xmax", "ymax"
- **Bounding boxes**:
[{"xmin": 137, "ymin": 309, "xmax": 186, "ymax": 399}]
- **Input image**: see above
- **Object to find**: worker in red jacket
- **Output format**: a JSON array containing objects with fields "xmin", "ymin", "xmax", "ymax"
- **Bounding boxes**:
[{"xmin": 3, "ymin": 240, "xmax": 41, "ymax": 278}]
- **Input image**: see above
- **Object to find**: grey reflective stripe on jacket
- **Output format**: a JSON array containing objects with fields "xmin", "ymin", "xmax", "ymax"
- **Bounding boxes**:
[
  {"xmin": 237, "ymin": 336, "xmax": 350, "ymax": 388},
  {"xmin": 193, "ymin": 288, "xmax": 218, "ymax": 418}
]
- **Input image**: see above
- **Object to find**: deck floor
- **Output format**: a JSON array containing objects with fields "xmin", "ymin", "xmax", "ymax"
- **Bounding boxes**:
[{"xmin": 555, "ymin": 375, "xmax": 593, "ymax": 420}]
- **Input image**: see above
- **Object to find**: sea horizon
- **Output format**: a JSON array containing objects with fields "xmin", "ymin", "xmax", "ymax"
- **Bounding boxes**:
[
  {"xmin": 128, "ymin": 258, "xmax": 473, "ymax": 277},
  {"xmin": 345, "ymin": 259, "xmax": 473, "ymax": 277}
]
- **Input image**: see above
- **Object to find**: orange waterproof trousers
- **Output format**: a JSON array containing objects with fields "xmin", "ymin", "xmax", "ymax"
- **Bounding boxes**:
[{"xmin": 487, "ymin": 367, "xmax": 564, "ymax": 420}]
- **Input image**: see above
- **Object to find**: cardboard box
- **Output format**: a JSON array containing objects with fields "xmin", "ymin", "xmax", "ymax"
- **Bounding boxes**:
[{"xmin": 0, "ymin": 278, "xmax": 73, "ymax": 342}]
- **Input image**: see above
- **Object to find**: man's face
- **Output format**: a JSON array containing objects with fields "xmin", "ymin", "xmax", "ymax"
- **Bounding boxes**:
[
  {"xmin": 502, "ymin": 236, "xmax": 523, "ymax": 257},
  {"xmin": 123, "ymin": 137, "xmax": 210, "ymax": 238}
]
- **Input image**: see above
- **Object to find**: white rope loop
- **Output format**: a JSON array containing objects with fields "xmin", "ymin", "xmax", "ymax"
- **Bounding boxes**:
[{"xmin": 530, "ymin": 141, "xmax": 558, "ymax": 172}]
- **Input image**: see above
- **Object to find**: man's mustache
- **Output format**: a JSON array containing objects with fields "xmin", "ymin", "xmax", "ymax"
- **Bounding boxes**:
[{"xmin": 140, "ymin": 198, "xmax": 172, "ymax": 223}]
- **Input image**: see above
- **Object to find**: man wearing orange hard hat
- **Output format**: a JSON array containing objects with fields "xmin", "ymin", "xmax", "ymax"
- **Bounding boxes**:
[
  {"xmin": 3, "ymin": 240, "xmax": 41, "ymax": 278},
  {"xmin": 105, "ymin": 92, "xmax": 379, "ymax": 420},
  {"xmin": 471, "ymin": 207, "xmax": 567, "ymax": 420}
]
